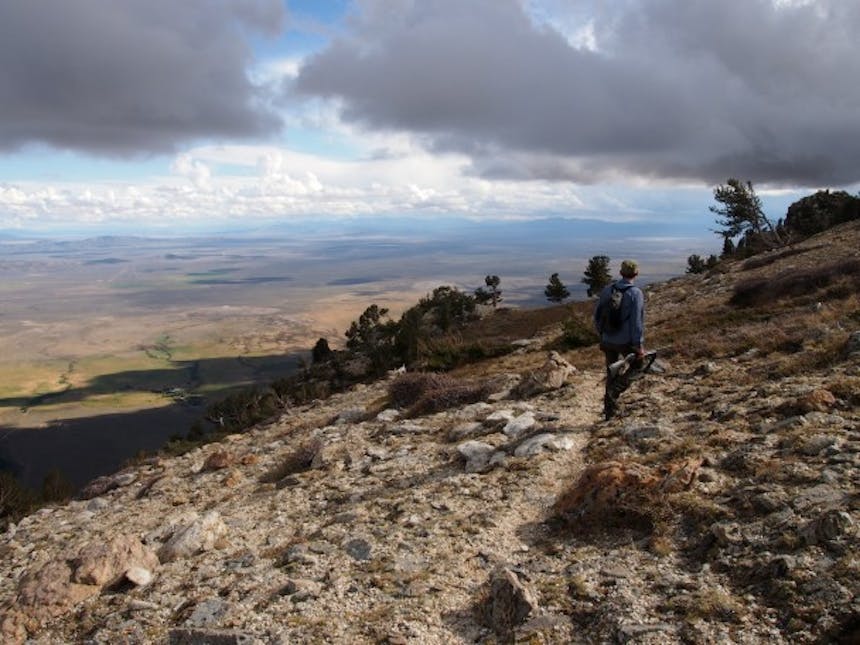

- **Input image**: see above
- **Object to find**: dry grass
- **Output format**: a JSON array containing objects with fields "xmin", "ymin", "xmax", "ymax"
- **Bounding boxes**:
[
  {"xmin": 828, "ymin": 375, "xmax": 860, "ymax": 406},
  {"xmin": 741, "ymin": 245, "xmax": 820, "ymax": 271},
  {"xmin": 730, "ymin": 259, "xmax": 860, "ymax": 308},
  {"xmin": 671, "ymin": 588, "xmax": 745, "ymax": 623}
]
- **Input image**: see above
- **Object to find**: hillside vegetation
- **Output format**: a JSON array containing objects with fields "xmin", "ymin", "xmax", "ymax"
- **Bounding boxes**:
[{"xmin": 1, "ymin": 221, "xmax": 858, "ymax": 643}]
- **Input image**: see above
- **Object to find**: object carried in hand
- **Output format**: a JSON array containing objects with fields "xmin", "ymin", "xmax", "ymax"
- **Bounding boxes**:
[{"xmin": 607, "ymin": 350, "xmax": 658, "ymax": 381}]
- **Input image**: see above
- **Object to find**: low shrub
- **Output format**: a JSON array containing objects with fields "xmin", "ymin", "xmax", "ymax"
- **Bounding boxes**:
[
  {"xmin": 741, "ymin": 245, "xmax": 818, "ymax": 271},
  {"xmin": 730, "ymin": 259, "xmax": 860, "ymax": 308},
  {"xmin": 388, "ymin": 372, "xmax": 457, "ymax": 408},
  {"xmin": 260, "ymin": 437, "xmax": 323, "ymax": 483},
  {"xmin": 407, "ymin": 381, "xmax": 493, "ymax": 417},
  {"xmin": 388, "ymin": 372, "xmax": 492, "ymax": 417},
  {"xmin": 558, "ymin": 315, "xmax": 599, "ymax": 349},
  {"xmin": 0, "ymin": 471, "xmax": 39, "ymax": 530}
]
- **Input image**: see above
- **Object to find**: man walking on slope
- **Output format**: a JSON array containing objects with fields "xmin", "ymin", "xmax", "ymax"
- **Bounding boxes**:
[{"xmin": 593, "ymin": 259, "xmax": 646, "ymax": 421}]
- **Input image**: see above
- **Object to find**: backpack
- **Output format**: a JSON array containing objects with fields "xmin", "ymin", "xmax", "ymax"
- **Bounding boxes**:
[{"xmin": 600, "ymin": 283, "xmax": 631, "ymax": 332}]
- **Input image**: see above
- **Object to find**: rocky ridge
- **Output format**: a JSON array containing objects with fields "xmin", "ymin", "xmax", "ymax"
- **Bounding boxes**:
[{"xmin": 2, "ymin": 222, "xmax": 859, "ymax": 643}]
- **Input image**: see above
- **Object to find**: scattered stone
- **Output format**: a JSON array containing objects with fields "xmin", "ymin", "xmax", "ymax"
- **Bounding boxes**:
[
  {"xmin": 343, "ymin": 538, "xmax": 373, "ymax": 561},
  {"xmin": 482, "ymin": 567, "xmax": 539, "ymax": 636},
  {"xmin": 454, "ymin": 402, "xmax": 494, "ymax": 420},
  {"xmin": 280, "ymin": 578, "xmax": 322, "ymax": 602},
  {"xmin": 186, "ymin": 598, "xmax": 231, "ymax": 628},
  {"xmin": 128, "ymin": 599, "xmax": 161, "ymax": 612},
  {"xmin": 447, "ymin": 421, "xmax": 486, "ymax": 442},
  {"xmin": 799, "ymin": 434, "xmax": 839, "ymax": 456},
  {"xmin": 799, "ymin": 510, "xmax": 855, "ymax": 545},
  {"xmin": 376, "ymin": 408, "xmax": 400, "ymax": 422},
  {"xmin": 168, "ymin": 628, "xmax": 263, "ymax": 645},
  {"xmin": 87, "ymin": 498, "xmax": 110, "ymax": 512},
  {"xmin": 124, "ymin": 566, "xmax": 154, "ymax": 587},
  {"xmin": 336, "ymin": 407, "xmax": 366, "ymax": 424},
  {"xmin": 457, "ymin": 441, "xmax": 500, "ymax": 473},
  {"xmin": 513, "ymin": 433, "xmax": 575, "ymax": 458},
  {"xmin": 503, "ymin": 412, "xmax": 536, "ymax": 439},
  {"xmin": 618, "ymin": 622, "xmax": 674, "ymax": 642}
]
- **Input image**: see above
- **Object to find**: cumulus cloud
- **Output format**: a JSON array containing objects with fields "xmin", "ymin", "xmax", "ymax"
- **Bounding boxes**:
[
  {"xmin": 0, "ymin": 0, "xmax": 284, "ymax": 156},
  {"xmin": 294, "ymin": 0, "xmax": 860, "ymax": 187},
  {"xmin": 0, "ymin": 142, "xmax": 618, "ymax": 226}
]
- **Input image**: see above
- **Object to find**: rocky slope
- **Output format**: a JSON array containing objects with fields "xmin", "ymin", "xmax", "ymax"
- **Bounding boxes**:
[{"xmin": 2, "ymin": 222, "xmax": 859, "ymax": 644}]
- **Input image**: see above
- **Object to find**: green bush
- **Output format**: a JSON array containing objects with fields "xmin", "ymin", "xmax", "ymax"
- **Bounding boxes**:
[{"xmin": 559, "ymin": 316, "xmax": 599, "ymax": 348}]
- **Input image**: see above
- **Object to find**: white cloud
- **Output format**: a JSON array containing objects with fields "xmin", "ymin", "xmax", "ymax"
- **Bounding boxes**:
[{"xmin": 171, "ymin": 153, "xmax": 212, "ymax": 189}]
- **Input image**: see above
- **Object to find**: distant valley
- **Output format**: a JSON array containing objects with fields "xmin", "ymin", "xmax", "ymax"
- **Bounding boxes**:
[{"xmin": 0, "ymin": 218, "xmax": 707, "ymax": 489}]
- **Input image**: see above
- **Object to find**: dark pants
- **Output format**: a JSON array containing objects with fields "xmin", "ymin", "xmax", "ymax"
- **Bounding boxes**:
[{"xmin": 601, "ymin": 342, "xmax": 643, "ymax": 418}]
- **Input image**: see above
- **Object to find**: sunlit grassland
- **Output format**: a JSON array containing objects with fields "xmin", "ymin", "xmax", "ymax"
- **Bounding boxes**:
[{"xmin": 0, "ymin": 329, "xmax": 303, "ymax": 428}]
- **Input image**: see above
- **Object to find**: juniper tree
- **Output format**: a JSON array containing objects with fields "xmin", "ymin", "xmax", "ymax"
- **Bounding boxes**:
[{"xmin": 544, "ymin": 273, "xmax": 570, "ymax": 302}]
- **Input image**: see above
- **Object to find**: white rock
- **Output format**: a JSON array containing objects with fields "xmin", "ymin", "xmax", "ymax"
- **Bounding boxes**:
[
  {"xmin": 376, "ymin": 408, "xmax": 400, "ymax": 422},
  {"xmin": 454, "ymin": 402, "xmax": 494, "ymax": 419},
  {"xmin": 503, "ymin": 412, "xmax": 536, "ymax": 438},
  {"xmin": 124, "ymin": 566, "xmax": 154, "ymax": 587},
  {"xmin": 485, "ymin": 409, "xmax": 515, "ymax": 425},
  {"xmin": 514, "ymin": 433, "xmax": 576, "ymax": 458},
  {"xmin": 457, "ymin": 441, "xmax": 497, "ymax": 473},
  {"xmin": 158, "ymin": 511, "xmax": 228, "ymax": 563}
]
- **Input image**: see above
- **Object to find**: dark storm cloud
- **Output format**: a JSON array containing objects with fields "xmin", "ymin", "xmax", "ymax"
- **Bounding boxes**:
[
  {"xmin": 0, "ymin": 0, "xmax": 284, "ymax": 155},
  {"xmin": 295, "ymin": 0, "xmax": 860, "ymax": 186}
]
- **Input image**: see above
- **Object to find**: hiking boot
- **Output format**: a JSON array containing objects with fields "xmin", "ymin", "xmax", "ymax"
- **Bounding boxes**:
[{"xmin": 603, "ymin": 402, "xmax": 617, "ymax": 421}]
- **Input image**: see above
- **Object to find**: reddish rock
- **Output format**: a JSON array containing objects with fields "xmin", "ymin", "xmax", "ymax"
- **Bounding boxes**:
[{"xmin": 72, "ymin": 534, "xmax": 159, "ymax": 587}]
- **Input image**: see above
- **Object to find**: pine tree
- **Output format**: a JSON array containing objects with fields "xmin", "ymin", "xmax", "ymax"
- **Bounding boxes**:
[
  {"xmin": 711, "ymin": 178, "xmax": 783, "ymax": 247},
  {"xmin": 474, "ymin": 275, "xmax": 502, "ymax": 308},
  {"xmin": 686, "ymin": 254, "xmax": 707, "ymax": 274},
  {"xmin": 582, "ymin": 256, "xmax": 612, "ymax": 297},
  {"xmin": 544, "ymin": 273, "xmax": 570, "ymax": 303}
]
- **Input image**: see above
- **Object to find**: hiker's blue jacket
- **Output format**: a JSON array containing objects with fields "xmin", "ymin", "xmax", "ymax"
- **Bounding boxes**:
[{"xmin": 593, "ymin": 278, "xmax": 645, "ymax": 348}]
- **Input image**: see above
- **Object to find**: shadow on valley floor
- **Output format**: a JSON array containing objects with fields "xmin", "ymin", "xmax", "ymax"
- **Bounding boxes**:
[
  {"xmin": 0, "ymin": 403, "xmax": 203, "ymax": 491},
  {"xmin": 0, "ymin": 353, "xmax": 306, "ymax": 410},
  {"xmin": 0, "ymin": 351, "xmax": 307, "ymax": 491}
]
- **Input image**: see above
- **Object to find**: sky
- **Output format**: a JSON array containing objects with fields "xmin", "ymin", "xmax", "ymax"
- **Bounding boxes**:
[{"xmin": 0, "ymin": 0, "xmax": 858, "ymax": 234}]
